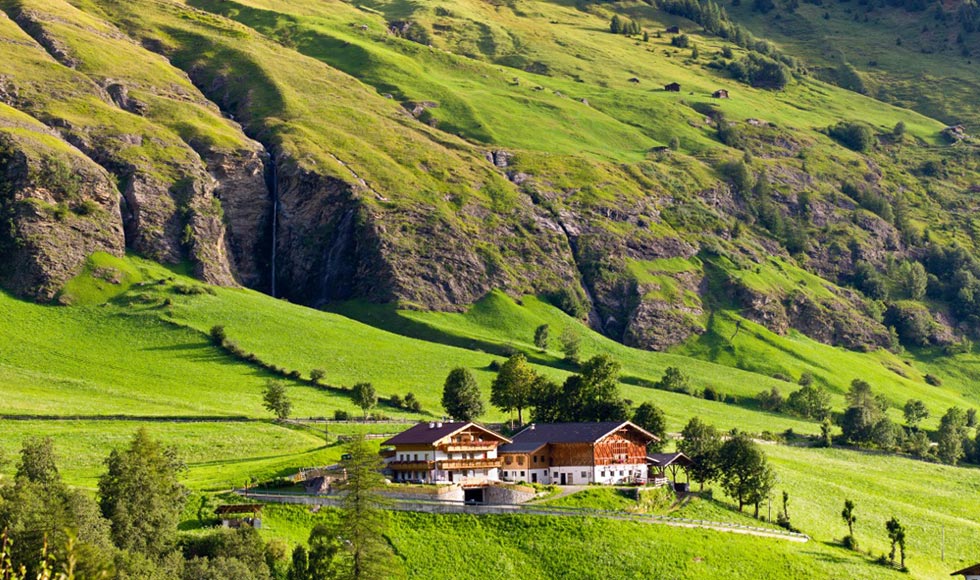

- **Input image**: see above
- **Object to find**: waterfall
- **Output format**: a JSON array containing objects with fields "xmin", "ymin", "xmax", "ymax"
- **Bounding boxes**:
[{"xmin": 270, "ymin": 153, "xmax": 278, "ymax": 298}]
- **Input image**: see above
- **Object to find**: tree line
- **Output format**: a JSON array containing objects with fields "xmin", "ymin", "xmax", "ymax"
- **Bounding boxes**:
[{"xmin": 0, "ymin": 432, "xmax": 398, "ymax": 580}]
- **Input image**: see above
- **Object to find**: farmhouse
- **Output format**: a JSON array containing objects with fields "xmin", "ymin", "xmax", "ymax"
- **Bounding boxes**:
[
  {"xmin": 665, "ymin": 82, "xmax": 681, "ymax": 92},
  {"xmin": 952, "ymin": 563, "xmax": 980, "ymax": 579},
  {"xmin": 380, "ymin": 421, "xmax": 510, "ymax": 485},
  {"xmin": 498, "ymin": 421, "xmax": 657, "ymax": 485}
]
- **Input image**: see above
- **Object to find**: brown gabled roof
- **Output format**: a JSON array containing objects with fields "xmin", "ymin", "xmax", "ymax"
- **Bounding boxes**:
[
  {"xmin": 952, "ymin": 563, "xmax": 980, "ymax": 576},
  {"xmin": 215, "ymin": 504, "xmax": 263, "ymax": 515},
  {"xmin": 382, "ymin": 421, "xmax": 510, "ymax": 446},
  {"xmin": 507, "ymin": 421, "xmax": 658, "ymax": 446}
]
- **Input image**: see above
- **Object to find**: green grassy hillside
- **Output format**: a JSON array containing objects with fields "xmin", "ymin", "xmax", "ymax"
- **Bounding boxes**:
[{"xmin": 3, "ymin": 255, "xmax": 980, "ymax": 577}]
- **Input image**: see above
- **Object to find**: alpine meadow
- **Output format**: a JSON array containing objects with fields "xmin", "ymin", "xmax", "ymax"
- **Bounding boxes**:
[{"xmin": 2, "ymin": 0, "xmax": 980, "ymax": 578}]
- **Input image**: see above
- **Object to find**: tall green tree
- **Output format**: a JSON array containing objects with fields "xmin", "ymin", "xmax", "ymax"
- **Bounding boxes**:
[
  {"xmin": 903, "ymin": 399, "xmax": 929, "ymax": 430},
  {"xmin": 98, "ymin": 428, "xmax": 187, "ymax": 558},
  {"xmin": 559, "ymin": 327, "xmax": 581, "ymax": 365},
  {"xmin": 533, "ymin": 324, "xmax": 550, "ymax": 351},
  {"xmin": 15, "ymin": 436, "xmax": 59, "ymax": 485},
  {"xmin": 937, "ymin": 406, "xmax": 968, "ymax": 465},
  {"xmin": 491, "ymin": 354, "xmax": 536, "ymax": 424},
  {"xmin": 307, "ymin": 524, "xmax": 343, "ymax": 579},
  {"xmin": 351, "ymin": 383, "xmax": 378, "ymax": 419},
  {"xmin": 677, "ymin": 417, "xmax": 721, "ymax": 490},
  {"xmin": 1, "ymin": 438, "xmax": 113, "ymax": 578},
  {"xmin": 336, "ymin": 436, "xmax": 400, "ymax": 580},
  {"xmin": 632, "ymin": 403, "xmax": 668, "ymax": 452},
  {"xmin": 263, "ymin": 380, "xmax": 292, "ymax": 421},
  {"xmin": 886, "ymin": 517, "xmax": 907, "ymax": 569},
  {"xmin": 717, "ymin": 431, "xmax": 776, "ymax": 516},
  {"xmin": 442, "ymin": 368, "xmax": 485, "ymax": 421}
]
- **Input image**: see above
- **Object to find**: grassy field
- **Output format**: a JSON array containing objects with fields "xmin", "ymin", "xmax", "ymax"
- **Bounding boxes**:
[{"xmin": 256, "ymin": 505, "xmax": 907, "ymax": 579}]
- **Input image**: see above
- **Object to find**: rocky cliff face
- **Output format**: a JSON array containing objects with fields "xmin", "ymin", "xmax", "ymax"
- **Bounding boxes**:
[{"xmin": 0, "ymin": 130, "xmax": 124, "ymax": 300}]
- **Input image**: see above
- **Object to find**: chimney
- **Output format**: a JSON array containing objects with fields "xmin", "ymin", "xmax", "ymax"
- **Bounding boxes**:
[
  {"xmin": 529, "ymin": 423, "xmax": 536, "ymax": 430},
  {"xmin": 436, "ymin": 422, "xmax": 443, "ymax": 428},
  {"xmin": 428, "ymin": 422, "xmax": 435, "ymax": 429}
]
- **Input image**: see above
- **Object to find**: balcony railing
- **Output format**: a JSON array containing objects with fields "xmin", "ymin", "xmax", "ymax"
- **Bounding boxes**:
[
  {"xmin": 438, "ymin": 458, "xmax": 502, "ymax": 470},
  {"xmin": 386, "ymin": 461, "xmax": 435, "ymax": 471},
  {"xmin": 443, "ymin": 441, "xmax": 498, "ymax": 452}
]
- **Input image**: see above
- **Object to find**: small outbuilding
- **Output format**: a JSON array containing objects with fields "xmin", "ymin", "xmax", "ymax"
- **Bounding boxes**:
[
  {"xmin": 952, "ymin": 563, "xmax": 980, "ymax": 579},
  {"xmin": 712, "ymin": 89, "xmax": 730, "ymax": 99},
  {"xmin": 628, "ymin": 77, "xmax": 641, "ymax": 83},
  {"xmin": 665, "ymin": 25, "xmax": 680, "ymax": 33},
  {"xmin": 648, "ymin": 452, "xmax": 693, "ymax": 487},
  {"xmin": 215, "ymin": 504, "xmax": 263, "ymax": 529},
  {"xmin": 665, "ymin": 82, "xmax": 681, "ymax": 92}
]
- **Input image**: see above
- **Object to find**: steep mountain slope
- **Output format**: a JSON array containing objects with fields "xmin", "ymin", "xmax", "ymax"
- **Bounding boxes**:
[{"xmin": 1, "ymin": 0, "xmax": 979, "ymax": 360}]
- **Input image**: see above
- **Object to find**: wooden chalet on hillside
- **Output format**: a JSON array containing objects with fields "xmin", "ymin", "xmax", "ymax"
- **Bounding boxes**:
[
  {"xmin": 665, "ymin": 82, "xmax": 681, "ymax": 92},
  {"xmin": 380, "ymin": 421, "xmax": 510, "ymax": 485},
  {"xmin": 498, "ymin": 421, "xmax": 657, "ymax": 485}
]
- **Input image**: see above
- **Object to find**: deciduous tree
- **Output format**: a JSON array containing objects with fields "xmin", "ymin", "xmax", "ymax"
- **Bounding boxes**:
[
  {"xmin": 491, "ymin": 354, "xmax": 536, "ymax": 424},
  {"xmin": 717, "ymin": 431, "xmax": 776, "ymax": 516},
  {"xmin": 351, "ymin": 383, "xmax": 377, "ymax": 419},
  {"xmin": 442, "ymin": 368, "xmax": 485, "ymax": 421},
  {"xmin": 263, "ymin": 380, "xmax": 292, "ymax": 421},
  {"xmin": 98, "ymin": 428, "xmax": 186, "ymax": 558},
  {"xmin": 677, "ymin": 417, "xmax": 721, "ymax": 490}
]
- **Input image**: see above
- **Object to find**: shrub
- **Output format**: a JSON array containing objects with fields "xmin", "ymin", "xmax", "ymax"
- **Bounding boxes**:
[
  {"xmin": 310, "ymin": 368, "xmax": 326, "ymax": 386},
  {"xmin": 702, "ymin": 386, "xmax": 719, "ymax": 401},
  {"xmin": 924, "ymin": 373, "xmax": 942, "ymax": 386},
  {"xmin": 209, "ymin": 325, "xmax": 227, "ymax": 346},
  {"xmin": 727, "ymin": 53, "xmax": 790, "ymax": 89},
  {"xmin": 671, "ymin": 34, "xmax": 690, "ymax": 48},
  {"xmin": 827, "ymin": 121, "xmax": 875, "ymax": 152},
  {"xmin": 333, "ymin": 409, "xmax": 351, "ymax": 421}
]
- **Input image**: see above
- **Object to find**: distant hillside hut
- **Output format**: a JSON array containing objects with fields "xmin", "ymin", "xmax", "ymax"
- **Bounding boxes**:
[
  {"xmin": 665, "ymin": 25, "xmax": 680, "ymax": 33},
  {"xmin": 628, "ymin": 77, "xmax": 641, "ymax": 83},
  {"xmin": 712, "ymin": 89, "xmax": 730, "ymax": 99},
  {"xmin": 665, "ymin": 82, "xmax": 681, "ymax": 92}
]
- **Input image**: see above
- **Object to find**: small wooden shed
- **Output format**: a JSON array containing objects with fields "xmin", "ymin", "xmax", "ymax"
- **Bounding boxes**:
[
  {"xmin": 628, "ymin": 77, "xmax": 641, "ymax": 83},
  {"xmin": 712, "ymin": 89, "xmax": 730, "ymax": 99},
  {"xmin": 665, "ymin": 26, "xmax": 680, "ymax": 33},
  {"xmin": 664, "ymin": 82, "xmax": 681, "ymax": 92}
]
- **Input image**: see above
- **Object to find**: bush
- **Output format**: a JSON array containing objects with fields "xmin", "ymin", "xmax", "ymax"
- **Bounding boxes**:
[
  {"xmin": 671, "ymin": 34, "xmax": 690, "ymax": 48},
  {"xmin": 827, "ymin": 121, "xmax": 875, "ymax": 152},
  {"xmin": 728, "ymin": 53, "xmax": 790, "ymax": 89},
  {"xmin": 333, "ymin": 409, "xmax": 351, "ymax": 421},
  {"xmin": 310, "ymin": 369, "xmax": 326, "ymax": 386},
  {"xmin": 209, "ymin": 325, "xmax": 227, "ymax": 346},
  {"xmin": 924, "ymin": 373, "xmax": 942, "ymax": 386},
  {"xmin": 702, "ymin": 386, "xmax": 719, "ymax": 401}
]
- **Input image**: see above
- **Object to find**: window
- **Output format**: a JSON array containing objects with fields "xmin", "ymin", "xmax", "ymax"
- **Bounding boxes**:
[
  {"xmin": 601, "ymin": 470, "xmax": 606, "ymax": 477},
  {"xmin": 517, "ymin": 456, "xmax": 525, "ymax": 465},
  {"xmin": 553, "ymin": 472, "xmax": 558, "ymax": 478},
  {"xmin": 581, "ymin": 471, "xmax": 587, "ymax": 478},
  {"xmin": 533, "ymin": 456, "xmax": 538, "ymax": 464},
  {"xmin": 505, "ymin": 456, "xmax": 513, "ymax": 465},
  {"xmin": 414, "ymin": 454, "xmax": 418, "ymax": 461},
  {"xmin": 521, "ymin": 471, "xmax": 526, "ymax": 477}
]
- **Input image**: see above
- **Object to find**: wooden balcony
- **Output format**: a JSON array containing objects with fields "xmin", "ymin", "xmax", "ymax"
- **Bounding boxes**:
[
  {"xmin": 442, "ymin": 441, "xmax": 498, "ymax": 452},
  {"xmin": 387, "ymin": 461, "xmax": 435, "ymax": 471},
  {"xmin": 438, "ymin": 458, "xmax": 502, "ymax": 470}
]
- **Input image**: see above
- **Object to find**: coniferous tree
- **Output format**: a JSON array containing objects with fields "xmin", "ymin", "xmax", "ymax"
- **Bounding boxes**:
[{"xmin": 336, "ymin": 436, "xmax": 400, "ymax": 579}]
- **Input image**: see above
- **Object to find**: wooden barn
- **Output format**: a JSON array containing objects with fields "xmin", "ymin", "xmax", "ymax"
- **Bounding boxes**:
[
  {"xmin": 665, "ymin": 25, "xmax": 680, "ymax": 33},
  {"xmin": 380, "ymin": 421, "xmax": 510, "ymax": 485},
  {"xmin": 665, "ymin": 82, "xmax": 681, "ymax": 92},
  {"xmin": 498, "ymin": 421, "xmax": 657, "ymax": 485},
  {"xmin": 712, "ymin": 89, "xmax": 730, "ymax": 99}
]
